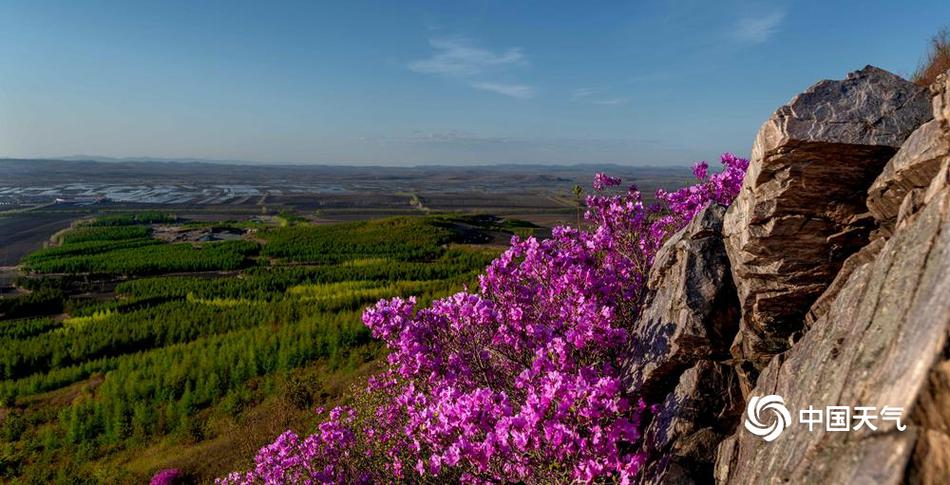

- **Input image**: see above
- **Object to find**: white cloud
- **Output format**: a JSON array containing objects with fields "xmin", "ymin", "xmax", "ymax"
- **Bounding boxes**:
[
  {"xmin": 408, "ymin": 37, "xmax": 535, "ymax": 98},
  {"xmin": 472, "ymin": 82, "xmax": 536, "ymax": 99},
  {"xmin": 572, "ymin": 87, "xmax": 596, "ymax": 98},
  {"xmin": 733, "ymin": 10, "xmax": 785, "ymax": 44},
  {"xmin": 571, "ymin": 88, "xmax": 629, "ymax": 105},
  {"xmin": 408, "ymin": 38, "xmax": 526, "ymax": 77},
  {"xmin": 592, "ymin": 97, "xmax": 630, "ymax": 105}
]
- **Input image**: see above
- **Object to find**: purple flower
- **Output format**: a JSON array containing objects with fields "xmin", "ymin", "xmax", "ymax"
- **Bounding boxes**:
[
  {"xmin": 692, "ymin": 161, "xmax": 709, "ymax": 180},
  {"xmin": 593, "ymin": 172, "xmax": 622, "ymax": 191}
]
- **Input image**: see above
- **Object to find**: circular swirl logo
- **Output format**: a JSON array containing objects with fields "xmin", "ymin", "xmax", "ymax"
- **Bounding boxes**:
[{"xmin": 744, "ymin": 394, "xmax": 791, "ymax": 442}]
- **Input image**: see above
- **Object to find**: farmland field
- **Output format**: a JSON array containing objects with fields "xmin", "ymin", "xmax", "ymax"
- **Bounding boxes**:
[
  {"xmin": 0, "ymin": 213, "xmax": 79, "ymax": 266},
  {"xmin": 0, "ymin": 159, "xmax": 688, "ymax": 221}
]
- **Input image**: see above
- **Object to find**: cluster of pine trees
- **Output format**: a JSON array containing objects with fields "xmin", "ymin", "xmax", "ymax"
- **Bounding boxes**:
[
  {"xmin": 23, "ymin": 239, "xmax": 258, "ymax": 275},
  {"xmin": 261, "ymin": 216, "xmax": 459, "ymax": 263}
]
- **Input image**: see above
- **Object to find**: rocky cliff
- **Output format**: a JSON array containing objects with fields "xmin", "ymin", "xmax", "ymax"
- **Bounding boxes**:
[{"xmin": 625, "ymin": 67, "xmax": 950, "ymax": 484}]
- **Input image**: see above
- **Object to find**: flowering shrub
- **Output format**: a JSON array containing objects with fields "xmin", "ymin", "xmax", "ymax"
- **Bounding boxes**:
[
  {"xmin": 218, "ymin": 408, "xmax": 369, "ymax": 484},
  {"xmin": 219, "ymin": 154, "xmax": 747, "ymax": 484}
]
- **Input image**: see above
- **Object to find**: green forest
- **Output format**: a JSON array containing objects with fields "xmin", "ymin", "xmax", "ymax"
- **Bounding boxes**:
[{"xmin": 0, "ymin": 213, "xmax": 508, "ymax": 483}]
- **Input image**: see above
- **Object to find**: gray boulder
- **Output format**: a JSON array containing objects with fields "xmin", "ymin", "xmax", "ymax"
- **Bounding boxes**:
[
  {"xmin": 723, "ymin": 66, "xmax": 932, "ymax": 371},
  {"xmin": 621, "ymin": 204, "xmax": 742, "ymax": 483},
  {"xmin": 623, "ymin": 204, "xmax": 739, "ymax": 399}
]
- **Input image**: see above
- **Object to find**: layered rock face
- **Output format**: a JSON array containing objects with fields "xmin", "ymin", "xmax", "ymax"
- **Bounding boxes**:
[
  {"xmin": 716, "ymin": 156, "xmax": 950, "ymax": 483},
  {"xmin": 713, "ymin": 69, "xmax": 950, "ymax": 484},
  {"xmin": 723, "ymin": 66, "xmax": 932, "ymax": 371},
  {"xmin": 625, "ymin": 67, "xmax": 950, "ymax": 484}
]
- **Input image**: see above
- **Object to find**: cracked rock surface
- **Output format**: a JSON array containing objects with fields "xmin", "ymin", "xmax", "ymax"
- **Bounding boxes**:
[
  {"xmin": 723, "ymin": 66, "xmax": 932, "ymax": 372},
  {"xmin": 715, "ymin": 151, "xmax": 950, "ymax": 484}
]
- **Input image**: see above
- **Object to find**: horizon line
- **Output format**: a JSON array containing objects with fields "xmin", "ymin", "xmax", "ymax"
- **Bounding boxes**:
[{"xmin": 0, "ymin": 156, "xmax": 700, "ymax": 169}]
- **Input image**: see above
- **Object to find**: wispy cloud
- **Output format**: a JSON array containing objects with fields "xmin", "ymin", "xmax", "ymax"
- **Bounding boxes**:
[
  {"xmin": 571, "ymin": 88, "xmax": 629, "ymax": 105},
  {"xmin": 732, "ymin": 9, "xmax": 785, "ymax": 44},
  {"xmin": 472, "ymin": 82, "xmax": 535, "ymax": 99},
  {"xmin": 366, "ymin": 131, "xmax": 668, "ymax": 152},
  {"xmin": 405, "ymin": 130, "xmax": 525, "ymax": 147},
  {"xmin": 408, "ymin": 37, "xmax": 534, "ymax": 98},
  {"xmin": 592, "ymin": 97, "xmax": 630, "ymax": 105},
  {"xmin": 408, "ymin": 37, "xmax": 526, "ymax": 77},
  {"xmin": 572, "ymin": 87, "xmax": 596, "ymax": 99}
]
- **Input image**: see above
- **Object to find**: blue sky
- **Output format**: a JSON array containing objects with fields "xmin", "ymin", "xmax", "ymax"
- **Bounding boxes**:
[{"xmin": 0, "ymin": 0, "xmax": 947, "ymax": 166}]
